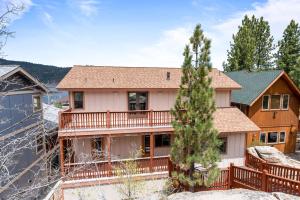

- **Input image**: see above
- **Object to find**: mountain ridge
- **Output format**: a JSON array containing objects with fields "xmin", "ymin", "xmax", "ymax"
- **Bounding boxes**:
[{"xmin": 0, "ymin": 58, "xmax": 71, "ymax": 84}]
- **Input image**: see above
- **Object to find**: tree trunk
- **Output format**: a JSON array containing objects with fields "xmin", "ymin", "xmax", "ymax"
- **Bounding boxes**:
[{"xmin": 189, "ymin": 162, "xmax": 195, "ymax": 192}]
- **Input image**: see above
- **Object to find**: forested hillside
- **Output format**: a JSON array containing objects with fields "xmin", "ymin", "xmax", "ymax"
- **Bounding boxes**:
[{"xmin": 0, "ymin": 59, "xmax": 71, "ymax": 84}]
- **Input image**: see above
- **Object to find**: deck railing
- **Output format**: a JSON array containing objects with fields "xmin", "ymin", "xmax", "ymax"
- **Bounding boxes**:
[
  {"xmin": 168, "ymin": 160, "xmax": 300, "ymax": 196},
  {"xmin": 59, "ymin": 110, "xmax": 173, "ymax": 130},
  {"xmin": 64, "ymin": 156, "xmax": 169, "ymax": 180},
  {"xmin": 245, "ymin": 151, "xmax": 300, "ymax": 181}
]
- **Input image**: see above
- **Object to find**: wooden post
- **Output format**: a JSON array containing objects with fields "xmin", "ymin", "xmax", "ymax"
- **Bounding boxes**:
[
  {"xmin": 106, "ymin": 110, "xmax": 110, "ymax": 128},
  {"xmin": 228, "ymin": 163, "xmax": 234, "ymax": 189},
  {"xmin": 107, "ymin": 135, "xmax": 112, "ymax": 175},
  {"xmin": 150, "ymin": 133, "xmax": 154, "ymax": 172},
  {"xmin": 168, "ymin": 157, "xmax": 172, "ymax": 177},
  {"xmin": 245, "ymin": 150, "xmax": 249, "ymax": 167},
  {"xmin": 149, "ymin": 109, "xmax": 153, "ymax": 126},
  {"xmin": 59, "ymin": 138, "xmax": 65, "ymax": 176},
  {"xmin": 262, "ymin": 169, "xmax": 268, "ymax": 192}
]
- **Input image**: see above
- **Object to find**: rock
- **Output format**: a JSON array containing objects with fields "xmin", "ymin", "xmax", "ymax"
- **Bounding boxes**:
[
  {"xmin": 167, "ymin": 189, "xmax": 278, "ymax": 200},
  {"xmin": 272, "ymin": 192, "xmax": 300, "ymax": 200}
]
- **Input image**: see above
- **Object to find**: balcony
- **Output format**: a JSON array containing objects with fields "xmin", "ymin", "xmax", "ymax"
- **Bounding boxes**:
[
  {"xmin": 63, "ymin": 156, "xmax": 169, "ymax": 180},
  {"xmin": 59, "ymin": 109, "xmax": 174, "ymax": 131}
]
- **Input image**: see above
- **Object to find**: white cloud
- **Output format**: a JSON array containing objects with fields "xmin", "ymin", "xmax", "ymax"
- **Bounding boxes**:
[
  {"xmin": 127, "ymin": 27, "xmax": 192, "ymax": 67},
  {"xmin": 42, "ymin": 11, "xmax": 53, "ymax": 26},
  {"xmin": 71, "ymin": 0, "xmax": 100, "ymax": 17},
  {"xmin": 129, "ymin": 0, "xmax": 300, "ymax": 70},
  {"xmin": 209, "ymin": 0, "xmax": 300, "ymax": 69},
  {"xmin": 0, "ymin": 0, "xmax": 33, "ymax": 21}
]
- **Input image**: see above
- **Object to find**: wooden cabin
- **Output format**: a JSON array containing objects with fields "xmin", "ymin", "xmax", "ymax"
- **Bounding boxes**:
[{"xmin": 226, "ymin": 70, "xmax": 300, "ymax": 153}]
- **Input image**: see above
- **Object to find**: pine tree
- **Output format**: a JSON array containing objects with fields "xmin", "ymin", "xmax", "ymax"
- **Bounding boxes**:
[
  {"xmin": 276, "ymin": 20, "xmax": 300, "ymax": 74},
  {"xmin": 289, "ymin": 57, "xmax": 300, "ymax": 88},
  {"xmin": 255, "ymin": 17, "xmax": 274, "ymax": 70},
  {"xmin": 224, "ymin": 15, "xmax": 274, "ymax": 71},
  {"xmin": 170, "ymin": 24, "xmax": 220, "ymax": 191}
]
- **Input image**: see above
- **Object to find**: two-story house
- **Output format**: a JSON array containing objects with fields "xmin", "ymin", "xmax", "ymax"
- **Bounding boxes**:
[
  {"xmin": 0, "ymin": 66, "xmax": 50, "ymax": 199},
  {"xmin": 57, "ymin": 66, "xmax": 260, "ymax": 180},
  {"xmin": 226, "ymin": 70, "xmax": 300, "ymax": 153}
]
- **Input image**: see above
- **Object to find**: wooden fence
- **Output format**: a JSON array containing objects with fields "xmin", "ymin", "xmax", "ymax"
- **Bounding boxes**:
[
  {"xmin": 64, "ymin": 156, "xmax": 169, "ymax": 180},
  {"xmin": 168, "ymin": 159, "xmax": 300, "ymax": 196},
  {"xmin": 245, "ymin": 151, "xmax": 300, "ymax": 181}
]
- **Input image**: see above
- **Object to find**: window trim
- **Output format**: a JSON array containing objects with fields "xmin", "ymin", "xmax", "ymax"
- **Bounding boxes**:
[
  {"xmin": 36, "ymin": 135, "xmax": 44, "ymax": 154},
  {"xmin": 279, "ymin": 131, "xmax": 286, "ymax": 143},
  {"xmin": 73, "ymin": 91, "xmax": 84, "ymax": 109},
  {"xmin": 259, "ymin": 132, "xmax": 266, "ymax": 144},
  {"xmin": 127, "ymin": 91, "xmax": 149, "ymax": 111},
  {"xmin": 281, "ymin": 94, "xmax": 289, "ymax": 110},
  {"xmin": 267, "ymin": 132, "xmax": 278, "ymax": 144},
  {"xmin": 32, "ymin": 95, "xmax": 42, "ymax": 112},
  {"xmin": 270, "ymin": 94, "xmax": 281, "ymax": 110},
  {"xmin": 262, "ymin": 95, "xmax": 270, "ymax": 111}
]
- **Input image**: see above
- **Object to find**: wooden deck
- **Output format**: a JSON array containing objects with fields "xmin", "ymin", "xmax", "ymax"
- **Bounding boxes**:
[{"xmin": 59, "ymin": 110, "xmax": 173, "ymax": 131}]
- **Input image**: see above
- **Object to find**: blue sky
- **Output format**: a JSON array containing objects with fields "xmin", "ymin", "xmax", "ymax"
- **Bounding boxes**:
[{"xmin": 2, "ymin": 0, "xmax": 300, "ymax": 69}]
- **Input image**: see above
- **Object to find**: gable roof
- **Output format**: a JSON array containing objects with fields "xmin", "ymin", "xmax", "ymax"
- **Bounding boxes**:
[
  {"xmin": 225, "ymin": 70, "xmax": 300, "ymax": 106},
  {"xmin": 57, "ymin": 66, "xmax": 241, "ymax": 90},
  {"xmin": 0, "ymin": 65, "xmax": 19, "ymax": 77},
  {"xmin": 0, "ymin": 65, "xmax": 48, "ymax": 92}
]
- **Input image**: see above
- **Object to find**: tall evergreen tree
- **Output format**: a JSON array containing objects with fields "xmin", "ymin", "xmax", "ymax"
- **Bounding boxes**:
[
  {"xmin": 276, "ymin": 20, "xmax": 300, "ymax": 75},
  {"xmin": 170, "ymin": 24, "xmax": 220, "ymax": 191},
  {"xmin": 224, "ymin": 15, "xmax": 274, "ymax": 71},
  {"xmin": 255, "ymin": 17, "xmax": 274, "ymax": 70},
  {"xmin": 289, "ymin": 57, "xmax": 300, "ymax": 88}
]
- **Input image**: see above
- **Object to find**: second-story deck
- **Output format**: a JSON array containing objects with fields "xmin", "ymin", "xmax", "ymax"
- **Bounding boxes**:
[{"xmin": 59, "ymin": 109, "xmax": 174, "ymax": 134}]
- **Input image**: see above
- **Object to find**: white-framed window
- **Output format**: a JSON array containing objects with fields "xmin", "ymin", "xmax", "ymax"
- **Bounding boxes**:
[
  {"xmin": 260, "ymin": 132, "xmax": 266, "ymax": 143},
  {"xmin": 279, "ymin": 131, "xmax": 286, "ymax": 143},
  {"xmin": 32, "ymin": 95, "xmax": 42, "ymax": 112},
  {"xmin": 262, "ymin": 95, "xmax": 270, "ymax": 110},
  {"xmin": 267, "ymin": 132, "xmax": 278, "ymax": 144},
  {"xmin": 281, "ymin": 94, "xmax": 289, "ymax": 110},
  {"xmin": 36, "ymin": 135, "xmax": 44, "ymax": 154},
  {"xmin": 270, "ymin": 95, "xmax": 281, "ymax": 110}
]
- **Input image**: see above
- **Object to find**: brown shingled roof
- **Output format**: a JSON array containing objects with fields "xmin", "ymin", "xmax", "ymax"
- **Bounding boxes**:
[
  {"xmin": 57, "ymin": 66, "xmax": 241, "ymax": 90},
  {"xmin": 214, "ymin": 107, "xmax": 260, "ymax": 133}
]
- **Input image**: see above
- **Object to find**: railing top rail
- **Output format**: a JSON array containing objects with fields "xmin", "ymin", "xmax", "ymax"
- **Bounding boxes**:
[
  {"xmin": 61, "ymin": 109, "xmax": 172, "ymax": 114},
  {"xmin": 233, "ymin": 165, "xmax": 263, "ymax": 174},
  {"xmin": 64, "ymin": 156, "xmax": 170, "ymax": 167}
]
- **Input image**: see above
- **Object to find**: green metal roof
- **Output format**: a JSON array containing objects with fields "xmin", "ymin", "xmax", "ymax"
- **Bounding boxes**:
[{"xmin": 225, "ymin": 70, "xmax": 283, "ymax": 105}]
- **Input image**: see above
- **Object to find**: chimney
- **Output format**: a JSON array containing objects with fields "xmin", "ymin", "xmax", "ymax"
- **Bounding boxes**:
[{"xmin": 166, "ymin": 72, "xmax": 170, "ymax": 80}]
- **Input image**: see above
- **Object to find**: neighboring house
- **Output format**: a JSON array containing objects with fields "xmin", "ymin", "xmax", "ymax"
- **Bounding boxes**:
[
  {"xmin": 56, "ymin": 66, "xmax": 259, "ymax": 179},
  {"xmin": 43, "ymin": 103, "xmax": 61, "ymax": 183},
  {"xmin": 226, "ymin": 70, "xmax": 300, "ymax": 153},
  {"xmin": 0, "ymin": 66, "xmax": 50, "ymax": 199}
]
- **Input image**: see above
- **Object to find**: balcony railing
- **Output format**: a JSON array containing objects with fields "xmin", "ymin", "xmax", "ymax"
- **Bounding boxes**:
[
  {"xmin": 63, "ymin": 156, "xmax": 169, "ymax": 180},
  {"xmin": 59, "ymin": 109, "xmax": 174, "ymax": 130}
]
